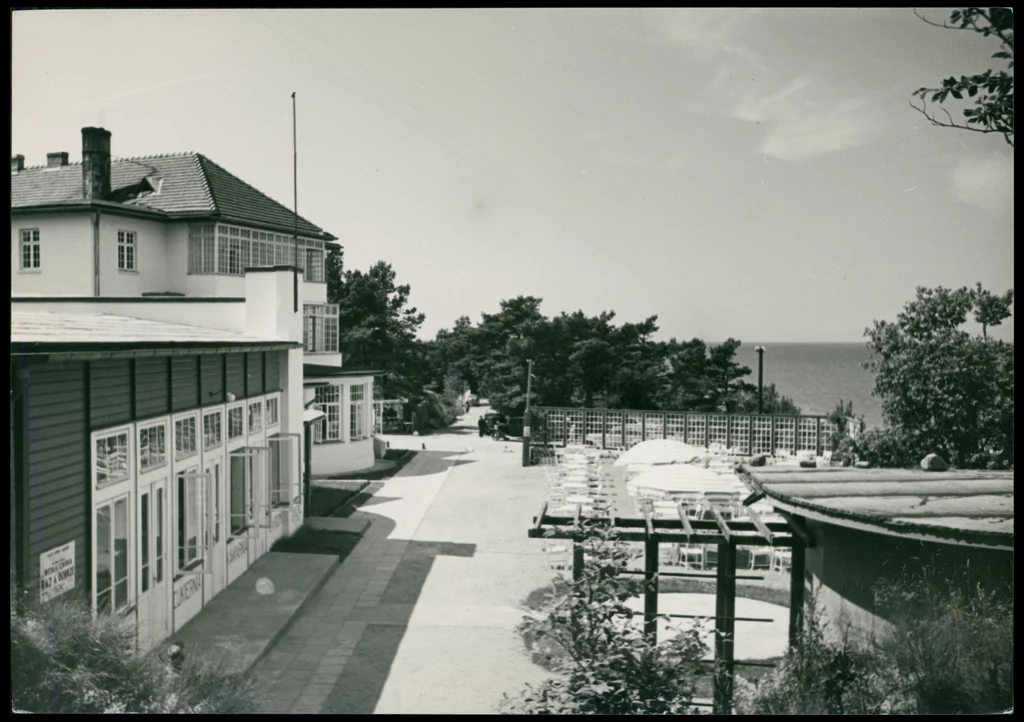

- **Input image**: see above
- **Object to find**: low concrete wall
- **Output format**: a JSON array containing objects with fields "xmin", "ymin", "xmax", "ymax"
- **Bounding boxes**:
[
  {"xmin": 803, "ymin": 518, "xmax": 1013, "ymax": 646},
  {"xmin": 311, "ymin": 438, "xmax": 375, "ymax": 477}
]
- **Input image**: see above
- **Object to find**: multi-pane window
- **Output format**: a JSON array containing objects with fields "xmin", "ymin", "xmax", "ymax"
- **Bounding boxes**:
[
  {"xmin": 228, "ymin": 406, "xmax": 244, "ymax": 440},
  {"xmin": 304, "ymin": 304, "xmax": 340, "ymax": 353},
  {"xmin": 187, "ymin": 222, "xmax": 327, "ymax": 279},
  {"xmin": 350, "ymin": 385, "xmax": 367, "ymax": 441},
  {"xmin": 95, "ymin": 495, "xmax": 130, "ymax": 613},
  {"xmin": 274, "ymin": 234, "xmax": 290, "ymax": 266},
  {"xmin": 175, "ymin": 417, "xmax": 197, "ymax": 460},
  {"xmin": 95, "ymin": 431, "xmax": 130, "ymax": 488},
  {"xmin": 187, "ymin": 224, "xmax": 216, "ymax": 274},
  {"xmin": 248, "ymin": 400, "xmax": 263, "ymax": 435},
  {"xmin": 19, "ymin": 229, "xmax": 41, "ymax": 271},
  {"xmin": 217, "ymin": 225, "xmax": 245, "ymax": 276},
  {"xmin": 203, "ymin": 411, "xmax": 223, "ymax": 450},
  {"xmin": 313, "ymin": 385, "xmax": 341, "ymax": 442},
  {"xmin": 266, "ymin": 397, "xmax": 279, "ymax": 426},
  {"xmin": 139, "ymin": 423, "xmax": 166, "ymax": 471},
  {"xmin": 305, "ymin": 248, "xmax": 324, "ymax": 282},
  {"xmin": 177, "ymin": 470, "xmax": 202, "ymax": 572},
  {"xmin": 117, "ymin": 230, "xmax": 137, "ymax": 271}
]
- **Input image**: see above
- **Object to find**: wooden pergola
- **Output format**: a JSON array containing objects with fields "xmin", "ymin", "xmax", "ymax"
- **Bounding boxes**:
[{"xmin": 528, "ymin": 499, "xmax": 808, "ymax": 715}]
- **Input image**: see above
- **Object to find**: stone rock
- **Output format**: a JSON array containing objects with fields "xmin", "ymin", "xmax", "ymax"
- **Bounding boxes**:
[
  {"xmin": 799, "ymin": 459, "xmax": 817, "ymax": 469},
  {"xmin": 254, "ymin": 577, "xmax": 275, "ymax": 595},
  {"xmin": 920, "ymin": 453, "xmax": 949, "ymax": 471},
  {"xmin": 749, "ymin": 454, "xmax": 768, "ymax": 467},
  {"xmin": 855, "ymin": 460, "xmax": 872, "ymax": 469}
]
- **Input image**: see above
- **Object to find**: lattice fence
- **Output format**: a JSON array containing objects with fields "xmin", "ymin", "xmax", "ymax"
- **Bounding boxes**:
[{"xmin": 532, "ymin": 406, "xmax": 836, "ymax": 457}]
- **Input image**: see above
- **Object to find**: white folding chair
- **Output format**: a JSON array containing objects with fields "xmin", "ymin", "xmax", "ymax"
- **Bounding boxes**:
[
  {"xmin": 772, "ymin": 548, "xmax": 792, "ymax": 573},
  {"xmin": 748, "ymin": 546, "xmax": 774, "ymax": 571}
]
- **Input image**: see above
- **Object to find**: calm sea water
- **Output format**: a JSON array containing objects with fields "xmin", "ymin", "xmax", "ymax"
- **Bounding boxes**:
[{"xmin": 738, "ymin": 343, "xmax": 883, "ymax": 428}]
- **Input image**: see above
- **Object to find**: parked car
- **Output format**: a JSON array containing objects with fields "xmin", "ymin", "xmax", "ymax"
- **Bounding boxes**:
[
  {"xmin": 482, "ymin": 412, "xmax": 506, "ymax": 436},
  {"xmin": 493, "ymin": 416, "xmax": 525, "ymax": 440}
]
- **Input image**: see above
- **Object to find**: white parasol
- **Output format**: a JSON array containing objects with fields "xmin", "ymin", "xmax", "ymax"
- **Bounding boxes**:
[
  {"xmin": 626, "ymin": 463, "xmax": 747, "ymax": 496},
  {"xmin": 612, "ymin": 439, "xmax": 704, "ymax": 467}
]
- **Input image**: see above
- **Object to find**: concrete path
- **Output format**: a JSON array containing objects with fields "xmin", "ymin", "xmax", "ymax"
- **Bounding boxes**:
[{"xmin": 253, "ymin": 408, "xmax": 553, "ymax": 714}]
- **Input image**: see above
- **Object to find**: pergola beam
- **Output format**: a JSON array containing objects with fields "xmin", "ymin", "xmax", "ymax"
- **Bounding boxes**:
[
  {"xmin": 703, "ymin": 498, "xmax": 733, "ymax": 542},
  {"xmin": 745, "ymin": 505, "xmax": 775, "ymax": 545},
  {"xmin": 527, "ymin": 528, "xmax": 795, "ymax": 546}
]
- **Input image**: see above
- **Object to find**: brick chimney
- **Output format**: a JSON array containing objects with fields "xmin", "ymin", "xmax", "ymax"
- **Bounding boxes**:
[
  {"xmin": 11, "ymin": 155, "xmax": 24, "ymax": 173},
  {"xmin": 81, "ymin": 127, "xmax": 112, "ymax": 200},
  {"xmin": 47, "ymin": 152, "xmax": 70, "ymax": 168}
]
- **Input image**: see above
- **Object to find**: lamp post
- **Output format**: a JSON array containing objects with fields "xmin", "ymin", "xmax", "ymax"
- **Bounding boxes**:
[
  {"xmin": 522, "ymin": 358, "xmax": 533, "ymax": 467},
  {"xmin": 755, "ymin": 346, "xmax": 766, "ymax": 414}
]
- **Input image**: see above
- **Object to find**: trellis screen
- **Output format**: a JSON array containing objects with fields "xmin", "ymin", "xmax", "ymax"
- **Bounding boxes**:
[{"xmin": 532, "ymin": 406, "xmax": 836, "ymax": 457}]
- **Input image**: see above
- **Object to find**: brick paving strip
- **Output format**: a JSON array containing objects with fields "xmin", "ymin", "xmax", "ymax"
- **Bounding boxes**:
[{"xmin": 252, "ymin": 451, "xmax": 455, "ymax": 714}]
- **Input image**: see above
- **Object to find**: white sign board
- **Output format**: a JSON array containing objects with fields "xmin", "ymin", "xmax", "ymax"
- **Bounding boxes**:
[{"xmin": 40, "ymin": 541, "xmax": 75, "ymax": 602}]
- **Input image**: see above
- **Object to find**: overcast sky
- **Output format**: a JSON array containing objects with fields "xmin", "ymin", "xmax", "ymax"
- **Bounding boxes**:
[{"xmin": 12, "ymin": 8, "xmax": 1014, "ymax": 342}]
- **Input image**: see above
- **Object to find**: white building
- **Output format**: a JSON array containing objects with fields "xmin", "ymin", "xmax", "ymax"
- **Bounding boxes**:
[{"xmin": 11, "ymin": 128, "xmax": 377, "ymax": 650}]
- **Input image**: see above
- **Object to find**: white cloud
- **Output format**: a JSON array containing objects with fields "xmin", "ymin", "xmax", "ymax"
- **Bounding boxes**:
[
  {"xmin": 726, "ymin": 77, "xmax": 882, "ymax": 161},
  {"xmin": 950, "ymin": 156, "xmax": 1014, "ymax": 216}
]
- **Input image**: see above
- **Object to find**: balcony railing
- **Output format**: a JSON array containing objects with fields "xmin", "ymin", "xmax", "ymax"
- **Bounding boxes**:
[{"xmin": 303, "ymin": 303, "xmax": 339, "ymax": 354}]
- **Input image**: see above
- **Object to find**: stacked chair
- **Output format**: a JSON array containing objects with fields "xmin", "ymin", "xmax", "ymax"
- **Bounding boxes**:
[{"xmin": 542, "ymin": 445, "xmax": 619, "ymax": 572}]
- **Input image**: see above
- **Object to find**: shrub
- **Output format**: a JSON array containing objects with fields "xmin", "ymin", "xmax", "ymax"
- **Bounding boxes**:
[
  {"xmin": 501, "ymin": 520, "xmax": 708, "ymax": 715},
  {"xmin": 733, "ymin": 595, "xmax": 916, "ymax": 715},
  {"xmin": 735, "ymin": 570, "xmax": 1014, "ymax": 715},
  {"xmin": 872, "ymin": 570, "xmax": 1013, "ymax": 714},
  {"xmin": 11, "ymin": 585, "xmax": 263, "ymax": 714}
]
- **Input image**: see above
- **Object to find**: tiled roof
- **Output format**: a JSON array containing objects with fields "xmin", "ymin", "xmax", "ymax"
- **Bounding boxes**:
[
  {"xmin": 11, "ymin": 310, "xmax": 299, "ymax": 349},
  {"xmin": 739, "ymin": 465, "xmax": 1014, "ymax": 549},
  {"xmin": 11, "ymin": 153, "xmax": 335, "ymax": 240}
]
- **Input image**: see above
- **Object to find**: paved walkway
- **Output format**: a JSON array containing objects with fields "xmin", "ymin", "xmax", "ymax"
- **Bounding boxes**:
[{"xmin": 253, "ymin": 409, "xmax": 552, "ymax": 714}]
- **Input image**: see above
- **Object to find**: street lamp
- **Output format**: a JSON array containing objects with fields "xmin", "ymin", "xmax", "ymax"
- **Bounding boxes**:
[
  {"xmin": 755, "ymin": 346, "xmax": 766, "ymax": 414},
  {"xmin": 522, "ymin": 358, "xmax": 534, "ymax": 467}
]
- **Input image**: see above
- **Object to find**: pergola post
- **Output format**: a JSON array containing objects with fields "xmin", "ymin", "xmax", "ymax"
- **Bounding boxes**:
[
  {"xmin": 644, "ymin": 535, "xmax": 659, "ymax": 643},
  {"xmin": 713, "ymin": 541, "xmax": 737, "ymax": 715},
  {"xmin": 789, "ymin": 539, "xmax": 806, "ymax": 648}
]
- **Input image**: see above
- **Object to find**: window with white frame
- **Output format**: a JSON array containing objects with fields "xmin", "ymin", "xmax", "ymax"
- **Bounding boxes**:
[
  {"xmin": 203, "ymin": 410, "xmax": 223, "ymax": 450},
  {"xmin": 303, "ymin": 304, "xmax": 340, "ymax": 353},
  {"xmin": 305, "ymin": 248, "xmax": 324, "ymax": 282},
  {"xmin": 217, "ymin": 225, "xmax": 246, "ymax": 276},
  {"xmin": 187, "ymin": 224, "xmax": 216, "ymax": 274},
  {"xmin": 117, "ymin": 230, "xmax": 137, "ymax": 271},
  {"xmin": 138, "ymin": 422, "xmax": 166, "ymax": 472},
  {"xmin": 313, "ymin": 385, "xmax": 341, "ymax": 442},
  {"xmin": 268, "ymin": 435, "xmax": 291, "ymax": 507},
  {"xmin": 184, "ymin": 222, "xmax": 332, "ymax": 277},
  {"xmin": 350, "ymin": 384, "xmax": 367, "ymax": 440},
  {"xmin": 174, "ymin": 417, "xmax": 197, "ymax": 460},
  {"xmin": 248, "ymin": 400, "xmax": 263, "ymax": 435},
  {"xmin": 176, "ymin": 469, "xmax": 203, "ymax": 572},
  {"xmin": 266, "ymin": 396, "xmax": 280, "ymax": 427},
  {"xmin": 228, "ymin": 406, "xmax": 244, "ymax": 440},
  {"xmin": 95, "ymin": 430, "xmax": 131, "ymax": 489},
  {"xmin": 19, "ymin": 229, "xmax": 41, "ymax": 271},
  {"xmin": 95, "ymin": 494, "xmax": 131, "ymax": 613},
  {"xmin": 229, "ymin": 453, "xmax": 248, "ymax": 536}
]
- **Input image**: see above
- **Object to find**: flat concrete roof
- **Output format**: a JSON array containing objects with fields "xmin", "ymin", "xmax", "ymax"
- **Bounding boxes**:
[
  {"xmin": 11, "ymin": 310, "xmax": 300, "ymax": 352},
  {"xmin": 738, "ymin": 465, "xmax": 1013, "ymax": 550}
]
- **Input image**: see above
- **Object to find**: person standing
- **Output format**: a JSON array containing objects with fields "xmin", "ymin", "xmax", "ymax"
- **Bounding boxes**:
[{"xmin": 478, "ymin": 416, "xmax": 487, "ymax": 438}]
